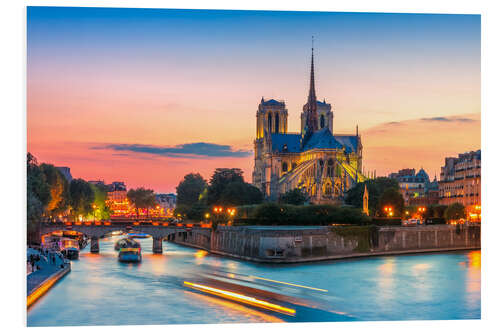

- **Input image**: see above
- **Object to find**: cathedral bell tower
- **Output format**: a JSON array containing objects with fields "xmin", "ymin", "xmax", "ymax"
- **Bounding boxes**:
[{"xmin": 256, "ymin": 98, "xmax": 288, "ymax": 139}]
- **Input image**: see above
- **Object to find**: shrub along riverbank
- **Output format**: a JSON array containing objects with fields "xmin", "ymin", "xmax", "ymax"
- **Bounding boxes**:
[{"xmin": 234, "ymin": 203, "xmax": 371, "ymax": 226}]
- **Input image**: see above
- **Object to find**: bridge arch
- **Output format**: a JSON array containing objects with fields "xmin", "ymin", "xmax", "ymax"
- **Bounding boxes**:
[{"xmin": 39, "ymin": 222, "xmax": 210, "ymax": 254}]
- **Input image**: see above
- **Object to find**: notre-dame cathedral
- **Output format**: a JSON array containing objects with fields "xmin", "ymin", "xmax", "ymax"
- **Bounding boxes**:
[{"xmin": 252, "ymin": 46, "xmax": 366, "ymax": 204}]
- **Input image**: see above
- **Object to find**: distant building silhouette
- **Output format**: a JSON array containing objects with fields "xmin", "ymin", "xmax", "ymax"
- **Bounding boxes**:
[{"xmin": 56, "ymin": 167, "xmax": 72, "ymax": 182}]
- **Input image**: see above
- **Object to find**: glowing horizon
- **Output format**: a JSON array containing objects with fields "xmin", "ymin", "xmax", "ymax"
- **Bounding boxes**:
[{"xmin": 27, "ymin": 7, "xmax": 480, "ymax": 193}]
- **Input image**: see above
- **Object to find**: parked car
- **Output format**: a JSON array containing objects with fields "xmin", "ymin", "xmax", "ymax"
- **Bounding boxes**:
[{"xmin": 402, "ymin": 218, "xmax": 420, "ymax": 226}]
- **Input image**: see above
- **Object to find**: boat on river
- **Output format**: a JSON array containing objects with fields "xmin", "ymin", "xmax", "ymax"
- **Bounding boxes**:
[
  {"xmin": 118, "ymin": 247, "xmax": 142, "ymax": 262},
  {"xmin": 114, "ymin": 237, "xmax": 140, "ymax": 251},
  {"xmin": 128, "ymin": 232, "xmax": 150, "ymax": 239},
  {"xmin": 60, "ymin": 237, "xmax": 80, "ymax": 260}
]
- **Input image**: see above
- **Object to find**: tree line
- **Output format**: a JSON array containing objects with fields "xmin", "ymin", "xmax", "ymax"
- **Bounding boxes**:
[
  {"xmin": 27, "ymin": 153, "xmax": 111, "ymax": 243},
  {"xmin": 344, "ymin": 177, "xmax": 467, "ymax": 221},
  {"xmin": 174, "ymin": 168, "xmax": 263, "ymax": 221},
  {"xmin": 27, "ymin": 153, "xmax": 161, "ymax": 244}
]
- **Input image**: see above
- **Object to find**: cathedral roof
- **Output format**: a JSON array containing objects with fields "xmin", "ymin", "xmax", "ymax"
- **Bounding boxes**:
[
  {"xmin": 261, "ymin": 99, "xmax": 285, "ymax": 107},
  {"xmin": 334, "ymin": 135, "xmax": 359, "ymax": 154},
  {"xmin": 270, "ymin": 133, "xmax": 302, "ymax": 153},
  {"xmin": 270, "ymin": 129, "xmax": 359, "ymax": 154},
  {"xmin": 302, "ymin": 128, "xmax": 342, "ymax": 151}
]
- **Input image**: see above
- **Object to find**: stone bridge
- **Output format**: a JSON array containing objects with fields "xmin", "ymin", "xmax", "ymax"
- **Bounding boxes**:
[{"xmin": 40, "ymin": 221, "xmax": 212, "ymax": 254}]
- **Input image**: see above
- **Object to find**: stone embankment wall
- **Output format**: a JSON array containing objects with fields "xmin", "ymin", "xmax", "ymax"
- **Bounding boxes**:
[{"xmin": 170, "ymin": 224, "xmax": 480, "ymax": 263}]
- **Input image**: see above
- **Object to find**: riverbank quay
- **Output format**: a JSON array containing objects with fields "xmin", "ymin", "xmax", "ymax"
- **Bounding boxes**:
[
  {"xmin": 27, "ymin": 250, "xmax": 71, "ymax": 308},
  {"xmin": 169, "ymin": 224, "xmax": 480, "ymax": 263}
]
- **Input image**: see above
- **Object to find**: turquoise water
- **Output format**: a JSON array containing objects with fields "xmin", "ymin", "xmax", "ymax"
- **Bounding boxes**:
[{"xmin": 27, "ymin": 236, "xmax": 480, "ymax": 326}]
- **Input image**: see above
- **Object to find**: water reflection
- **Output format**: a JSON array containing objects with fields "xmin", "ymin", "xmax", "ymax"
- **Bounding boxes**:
[
  {"xmin": 465, "ymin": 250, "xmax": 481, "ymax": 313},
  {"xmin": 27, "ymin": 237, "xmax": 481, "ymax": 326}
]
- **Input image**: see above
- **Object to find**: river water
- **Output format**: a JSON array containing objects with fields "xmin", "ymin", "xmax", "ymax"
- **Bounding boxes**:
[{"xmin": 27, "ymin": 236, "xmax": 480, "ymax": 326}]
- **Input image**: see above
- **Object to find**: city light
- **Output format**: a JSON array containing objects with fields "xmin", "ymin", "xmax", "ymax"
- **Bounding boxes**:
[{"xmin": 183, "ymin": 281, "xmax": 296, "ymax": 316}]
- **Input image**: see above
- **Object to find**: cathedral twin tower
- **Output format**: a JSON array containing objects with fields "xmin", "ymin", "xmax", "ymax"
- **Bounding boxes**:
[
  {"xmin": 255, "ymin": 47, "xmax": 334, "ymax": 140},
  {"xmin": 252, "ymin": 46, "xmax": 365, "ymax": 203}
]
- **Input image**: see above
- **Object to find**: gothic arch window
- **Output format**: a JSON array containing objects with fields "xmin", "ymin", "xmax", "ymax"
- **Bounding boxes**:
[
  {"xmin": 282, "ymin": 162, "xmax": 288, "ymax": 173},
  {"xmin": 275, "ymin": 113, "xmax": 280, "ymax": 133},
  {"xmin": 268, "ymin": 113, "xmax": 272, "ymax": 133},
  {"xmin": 320, "ymin": 114, "xmax": 325, "ymax": 129},
  {"xmin": 292, "ymin": 162, "xmax": 297, "ymax": 170},
  {"xmin": 327, "ymin": 159, "xmax": 334, "ymax": 177},
  {"xmin": 325, "ymin": 183, "xmax": 332, "ymax": 195}
]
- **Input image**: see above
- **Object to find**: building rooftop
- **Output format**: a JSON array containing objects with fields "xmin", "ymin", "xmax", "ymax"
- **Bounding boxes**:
[
  {"xmin": 270, "ymin": 128, "xmax": 358, "ymax": 154},
  {"xmin": 260, "ymin": 98, "xmax": 286, "ymax": 107}
]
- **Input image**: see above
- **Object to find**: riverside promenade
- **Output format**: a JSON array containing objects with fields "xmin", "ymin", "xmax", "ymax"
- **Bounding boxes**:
[{"xmin": 27, "ymin": 249, "xmax": 71, "ymax": 308}]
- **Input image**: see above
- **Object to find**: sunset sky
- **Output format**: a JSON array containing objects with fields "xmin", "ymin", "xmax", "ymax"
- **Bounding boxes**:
[{"xmin": 27, "ymin": 7, "xmax": 481, "ymax": 193}]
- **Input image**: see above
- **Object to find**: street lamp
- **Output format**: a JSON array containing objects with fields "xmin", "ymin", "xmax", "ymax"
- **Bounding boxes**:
[
  {"xmin": 92, "ymin": 204, "xmax": 97, "ymax": 223},
  {"xmin": 384, "ymin": 206, "xmax": 393, "ymax": 217}
]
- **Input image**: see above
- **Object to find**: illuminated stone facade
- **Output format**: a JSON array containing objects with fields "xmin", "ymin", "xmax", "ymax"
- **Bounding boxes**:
[
  {"xmin": 252, "ymin": 48, "xmax": 365, "ymax": 203},
  {"xmin": 439, "ymin": 150, "xmax": 481, "ymax": 220},
  {"xmin": 389, "ymin": 168, "xmax": 439, "ymax": 206}
]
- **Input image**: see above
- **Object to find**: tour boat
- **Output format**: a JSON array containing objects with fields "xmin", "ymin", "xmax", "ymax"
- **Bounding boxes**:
[
  {"xmin": 114, "ymin": 237, "xmax": 140, "ymax": 251},
  {"xmin": 128, "ymin": 232, "xmax": 150, "ymax": 239},
  {"xmin": 60, "ymin": 237, "xmax": 80, "ymax": 260},
  {"xmin": 118, "ymin": 247, "xmax": 142, "ymax": 262}
]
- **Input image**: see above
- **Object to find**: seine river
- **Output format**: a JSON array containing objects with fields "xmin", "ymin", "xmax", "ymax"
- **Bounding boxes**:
[{"xmin": 27, "ymin": 236, "xmax": 480, "ymax": 326}]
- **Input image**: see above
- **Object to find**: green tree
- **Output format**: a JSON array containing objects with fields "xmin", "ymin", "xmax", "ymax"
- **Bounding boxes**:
[
  {"xmin": 176, "ymin": 173, "xmax": 207, "ymax": 206},
  {"xmin": 345, "ymin": 177, "xmax": 399, "ymax": 216},
  {"xmin": 207, "ymin": 168, "xmax": 245, "ymax": 205},
  {"xmin": 378, "ymin": 187, "xmax": 404, "ymax": 217},
  {"xmin": 219, "ymin": 182, "xmax": 263, "ymax": 206},
  {"xmin": 175, "ymin": 202, "xmax": 209, "ymax": 221},
  {"xmin": 251, "ymin": 203, "xmax": 370, "ymax": 226},
  {"xmin": 69, "ymin": 179, "xmax": 95, "ymax": 220},
  {"xmin": 27, "ymin": 153, "xmax": 50, "ymax": 244},
  {"xmin": 127, "ymin": 187, "xmax": 157, "ymax": 219},
  {"xmin": 27, "ymin": 153, "xmax": 50, "ymax": 208},
  {"xmin": 279, "ymin": 188, "xmax": 308, "ymax": 205},
  {"xmin": 88, "ymin": 183, "xmax": 112, "ymax": 221},
  {"xmin": 444, "ymin": 203, "xmax": 466, "ymax": 221},
  {"xmin": 431, "ymin": 205, "xmax": 447, "ymax": 219},
  {"xmin": 40, "ymin": 163, "xmax": 69, "ymax": 215}
]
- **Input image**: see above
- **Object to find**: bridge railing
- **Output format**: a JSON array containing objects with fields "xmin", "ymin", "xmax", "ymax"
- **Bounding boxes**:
[{"xmin": 42, "ymin": 220, "xmax": 209, "ymax": 228}]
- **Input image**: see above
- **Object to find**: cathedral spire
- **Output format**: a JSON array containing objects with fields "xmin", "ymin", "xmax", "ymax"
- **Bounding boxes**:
[
  {"xmin": 305, "ymin": 37, "xmax": 318, "ymax": 134},
  {"xmin": 308, "ymin": 37, "xmax": 317, "ymax": 105}
]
